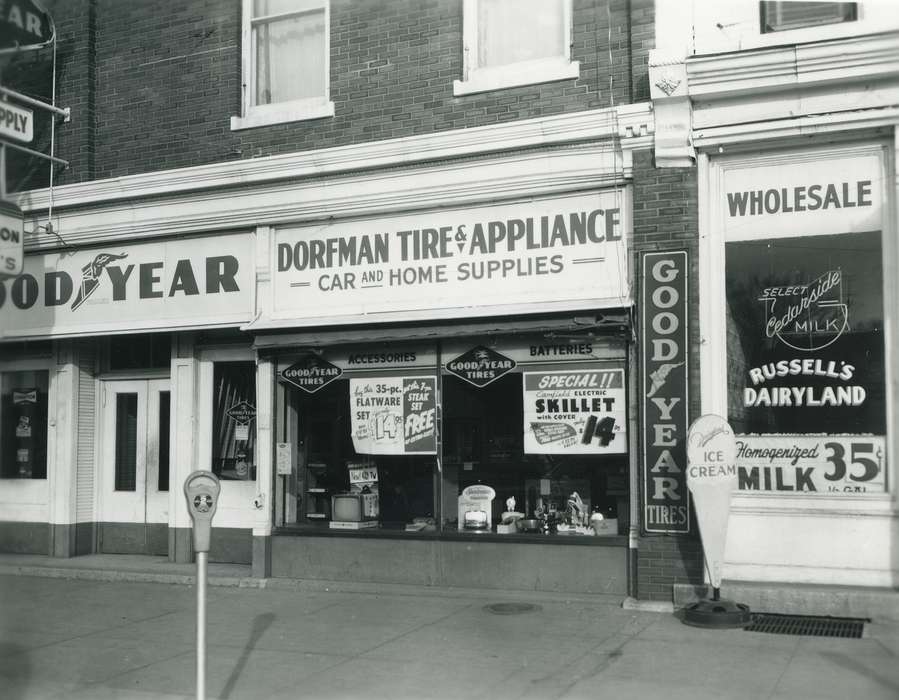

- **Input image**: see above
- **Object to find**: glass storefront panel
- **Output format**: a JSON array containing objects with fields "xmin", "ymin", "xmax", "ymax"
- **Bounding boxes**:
[
  {"xmin": 211, "ymin": 361, "xmax": 257, "ymax": 481},
  {"xmin": 278, "ymin": 337, "xmax": 629, "ymax": 537},
  {"xmin": 0, "ymin": 370, "xmax": 50, "ymax": 479},
  {"xmin": 725, "ymin": 224, "xmax": 888, "ymax": 494}
]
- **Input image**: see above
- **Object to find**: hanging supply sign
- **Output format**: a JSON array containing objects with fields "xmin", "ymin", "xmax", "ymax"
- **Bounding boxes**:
[
  {"xmin": 642, "ymin": 250, "xmax": 689, "ymax": 534},
  {"xmin": 522, "ymin": 367, "xmax": 626, "ymax": 454},
  {"xmin": 0, "ymin": 0, "xmax": 55, "ymax": 53},
  {"xmin": 0, "ymin": 199, "xmax": 24, "ymax": 278},
  {"xmin": 0, "ymin": 102, "xmax": 32, "ymax": 143},
  {"xmin": 350, "ymin": 376, "xmax": 437, "ymax": 454},
  {"xmin": 266, "ymin": 191, "xmax": 630, "ymax": 327},
  {"xmin": 687, "ymin": 414, "xmax": 738, "ymax": 590}
]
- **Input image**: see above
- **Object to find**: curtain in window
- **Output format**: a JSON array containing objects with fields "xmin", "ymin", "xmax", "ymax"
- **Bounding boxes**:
[
  {"xmin": 255, "ymin": 11, "xmax": 325, "ymax": 105},
  {"xmin": 477, "ymin": 0, "xmax": 564, "ymax": 68}
]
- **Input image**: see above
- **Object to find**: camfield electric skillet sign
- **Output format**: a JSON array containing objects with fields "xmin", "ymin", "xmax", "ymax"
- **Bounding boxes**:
[{"xmin": 0, "ymin": 234, "xmax": 253, "ymax": 339}]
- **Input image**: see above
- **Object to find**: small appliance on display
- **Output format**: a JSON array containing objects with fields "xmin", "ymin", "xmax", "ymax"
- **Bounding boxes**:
[
  {"xmin": 329, "ymin": 491, "xmax": 378, "ymax": 529},
  {"xmin": 330, "ymin": 461, "xmax": 380, "ymax": 529},
  {"xmin": 457, "ymin": 484, "xmax": 495, "ymax": 532}
]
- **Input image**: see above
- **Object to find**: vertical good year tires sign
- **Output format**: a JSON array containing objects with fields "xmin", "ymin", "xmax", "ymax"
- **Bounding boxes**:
[{"xmin": 642, "ymin": 251, "xmax": 689, "ymax": 534}]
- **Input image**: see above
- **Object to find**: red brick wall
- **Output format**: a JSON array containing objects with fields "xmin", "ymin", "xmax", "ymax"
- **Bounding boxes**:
[
  {"xmin": 631, "ymin": 149, "xmax": 705, "ymax": 601},
  {"xmin": 9, "ymin": 0, "xmax": 655, "ymax": 189}
]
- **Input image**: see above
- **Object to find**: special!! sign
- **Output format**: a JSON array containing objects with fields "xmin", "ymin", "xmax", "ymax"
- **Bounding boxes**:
[
  {"xmin": 350, "ymin": 376, "xmax": 436, "ymax": 454},
  {"xmin": 269, "ymin": 191, "xmax": 630, "ymax": 326},
  {"xmin": 0, "ymin": 233, "xmax": 253, "ymax": 339},
  {"xmin": 522, "ymin": 367, "xmax": 626, "ymax": 455},
  {"xmin": 642, "ymin": 251, "xmax": 689, "ymax": 534}
]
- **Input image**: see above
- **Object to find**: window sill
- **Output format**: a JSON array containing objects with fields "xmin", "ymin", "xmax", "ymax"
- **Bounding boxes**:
[
  {"xmin": 453, "ymin": 60, "xmax": 580, "ymax": 96},
  {"xmin": 230, "ymin": 101, "xmax": 335, "ymax": 131},
  {"xmin": 274, "ymin": 523, "xmax": 626, "ymax": 546}
]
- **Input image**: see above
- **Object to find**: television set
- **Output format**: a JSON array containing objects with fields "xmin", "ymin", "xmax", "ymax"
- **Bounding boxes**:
[{"xmin": 331, "ymin": 492, "xmax": 379, "ymax": 523}]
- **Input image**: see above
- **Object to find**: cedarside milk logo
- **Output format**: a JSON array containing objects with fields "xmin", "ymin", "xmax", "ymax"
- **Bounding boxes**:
[{"xmin": 758, "ymin": 270, "xmax": 848, "ymax": 352}]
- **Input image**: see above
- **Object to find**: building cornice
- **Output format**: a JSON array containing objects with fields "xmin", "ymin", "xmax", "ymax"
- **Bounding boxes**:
[
  {"xmin": 18, "ymin": 104, "xmax": 653, "ymax": 215},
  {"xmin": 16, "ymin": 103, "xmax": 653, "ymax": 250},
  {"xmin": 686, "ymin": 31, "xmax": 899, "ymax": 98},
  {"xmin": 20, "ymin": 141, "xmax": 635, "ymax": 251}
]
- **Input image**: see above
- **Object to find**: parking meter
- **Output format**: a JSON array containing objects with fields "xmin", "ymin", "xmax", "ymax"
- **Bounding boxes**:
[
  {"xmin": 183, "ymin": 470, "xmax": 220, "ymax": 552},
  {"xmin": 184, "ymin": 470, "xmax": 220, "ymax": 700}
]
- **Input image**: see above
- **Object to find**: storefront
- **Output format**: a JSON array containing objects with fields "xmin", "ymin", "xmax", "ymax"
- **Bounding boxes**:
[
  {"xmin": 248, "ymin": 189, "xmax": 637, "ymax": 593},
  {"xmin": 0, "ymin": 231, "xmax": 257, "ymax": 561},
  {"xmin": 699, "ymin": 140, "xmax": 897, "ymax": 587}
]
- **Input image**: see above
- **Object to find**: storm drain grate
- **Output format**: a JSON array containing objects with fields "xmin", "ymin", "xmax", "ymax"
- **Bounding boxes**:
[
  {"xmin": 744, "ymin": 613, "xmax": 866, "ymax": 638},
  {"xmin": 484, "ymin": 602, "xmax": 541, "ymax": 615}
]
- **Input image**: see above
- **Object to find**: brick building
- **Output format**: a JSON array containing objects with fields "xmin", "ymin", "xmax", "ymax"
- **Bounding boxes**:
[{"xmin": 5, "ymin": 1, "xmax": 892, "ymax": 613}]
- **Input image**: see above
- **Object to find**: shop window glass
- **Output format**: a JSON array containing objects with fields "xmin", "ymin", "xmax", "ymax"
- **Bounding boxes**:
[
  {"xmin": 760, "ymin": 1, "xmax": 857, "ymax": 33},
  {"xmin": 290, "ymin": 379, "xmax": 436, "ymax": 530},
  {"xmin": 108, "ymin": 333, "xmax": 170, "ymax": 371},
  {"xmin": 211, "ymin": 362, "xmax": 257, "ymax": 480},
  {"xmin": 442, "ymin": 372, "xmax": 626, "ymax": 535},
  {"xmin": 725, "ymin": 229, "xmax": 887, "ymax": 494},
  {"xmin": 158, "ymin": 391, "xmax": 170, "ymax": 491},
  {"xmin": 0, "ymin": 370, "xmax": 49, "ymax": 479},
  {"xmin": 114, "ymin": 393, "xmax": 138, "ymax": 491}
]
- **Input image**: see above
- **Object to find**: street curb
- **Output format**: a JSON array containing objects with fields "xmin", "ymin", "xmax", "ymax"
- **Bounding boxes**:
[
  {"xmin": 622, "ymin": 596, "xmax": 675, "ymax": 613},
  {"xmin": 0, "ymin": 564, "xmax": 262, "ymax": 588}
]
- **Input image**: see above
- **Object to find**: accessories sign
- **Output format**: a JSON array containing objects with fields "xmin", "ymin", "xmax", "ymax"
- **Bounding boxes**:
[{"xmin": 642, "ymin": 251, "xmax": 689, "ymax": 534}]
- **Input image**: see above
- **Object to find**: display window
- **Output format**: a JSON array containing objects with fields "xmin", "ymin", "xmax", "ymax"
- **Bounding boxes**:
[
  {"xmin": 211, "ymin": 361, "xmax": 257, "ymax": 481},
  {"xmin": 0, "ymin": 370, "xmax": 49, "ymax": 479},
  {"xmin": 276, "ymin": 336, "xmax": 629, "ymax": 538},
  {"xmin": 720, "ymin": 148, "xmax": 889, "ymax": 495}
]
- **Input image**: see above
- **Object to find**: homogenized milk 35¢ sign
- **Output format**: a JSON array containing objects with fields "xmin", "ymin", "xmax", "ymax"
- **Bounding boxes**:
[{"xmin": 269, "ymin": 191, "xmax": 630, "ymax": 325}]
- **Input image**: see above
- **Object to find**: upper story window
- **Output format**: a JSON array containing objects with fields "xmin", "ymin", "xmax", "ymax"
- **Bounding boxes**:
[
  {"xmin": 760, "ymin": 1, "xmax": 857, "ymax": 33},
  {"xmin": 454, "ymin": 0, "xmax": 579, "ymax": 96},
  {"xmin": 231, "ymin": 0, "xmax": 334, "ymax": 131}
]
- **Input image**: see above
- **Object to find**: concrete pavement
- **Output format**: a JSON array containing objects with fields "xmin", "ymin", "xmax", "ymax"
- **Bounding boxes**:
[{"xmin": 1, "ymin": 566, "xmax": 898, "ymax": 700}]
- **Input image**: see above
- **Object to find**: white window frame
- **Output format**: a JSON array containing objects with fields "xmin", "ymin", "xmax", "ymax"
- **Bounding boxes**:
[
  {"xmin": 231, "ymin": 0, "xmax": 334, "ymax": 131},
  {"xmin": 453, "ymin": 0, "xmax": 579, "ymax": 97}
]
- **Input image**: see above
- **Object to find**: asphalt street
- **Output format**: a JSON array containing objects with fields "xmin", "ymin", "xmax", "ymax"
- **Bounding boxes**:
[{"xmin": 1, "ymin": 573, "xmax": 898, "ymax": 700}]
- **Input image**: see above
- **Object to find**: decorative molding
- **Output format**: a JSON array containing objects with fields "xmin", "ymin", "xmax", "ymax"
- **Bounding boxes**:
[
  {"xmin": 17, "ymin": 107, "xmax": 628, "ymax": 216},
  {"xmin": 693, "ymin": 106, "xmax": 899, "ymax": 148},
  {"xmin": 647, "ymin": 51, "xmax": 694, "ymax": 168},
  {"xmin": 687, "ymin": 31, "xmax": 899, "ymax": 97},
  {"xmin": 21, "ymin": 143, "xmax": 631, "ymax": 250}
]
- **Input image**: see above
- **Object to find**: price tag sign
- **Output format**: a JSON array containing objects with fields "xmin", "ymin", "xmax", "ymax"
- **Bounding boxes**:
[
  {"xmin": 348, "ymin": 464, "xmax": 378, "ymax": 484},
  {"xmin": 276, "ymin": 443, "xmax": 292, "ymax": 476}
]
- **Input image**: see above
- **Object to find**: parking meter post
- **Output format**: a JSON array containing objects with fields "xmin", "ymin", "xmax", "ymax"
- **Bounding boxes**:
[
  {"xmin": 183, "ymin": 471, "xmax": 220, "ymax": 700},
  {"xmin": 197, "ymin": 550, "xmax": 207, "ymax": 700}
]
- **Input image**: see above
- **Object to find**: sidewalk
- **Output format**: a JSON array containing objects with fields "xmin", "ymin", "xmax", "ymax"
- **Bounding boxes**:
[{"xmin": 1, "ymin": 555, "xmax": 898, "ymax": 699}]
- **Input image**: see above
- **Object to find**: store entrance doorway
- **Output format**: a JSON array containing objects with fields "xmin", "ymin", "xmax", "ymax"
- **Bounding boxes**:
[{"xmin": 98, "ymin": 379, "xmax": 171, "ymax": 554}]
